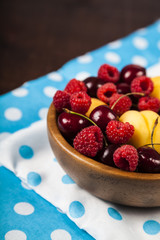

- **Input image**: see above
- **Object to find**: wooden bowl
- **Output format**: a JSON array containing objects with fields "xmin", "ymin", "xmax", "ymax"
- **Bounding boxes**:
[{"xmin": 47, "ymin": 104, "xmax": 160, "ymax": 207}]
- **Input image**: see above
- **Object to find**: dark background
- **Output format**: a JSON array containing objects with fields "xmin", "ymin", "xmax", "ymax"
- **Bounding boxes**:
[{"xmin": 1, "ymin": 0, "xmax": 160, "ymax": 94}]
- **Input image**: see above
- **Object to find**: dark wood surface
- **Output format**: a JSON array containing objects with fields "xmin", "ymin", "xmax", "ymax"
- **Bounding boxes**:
[{"xmin": 1, "ymin": 0, "xmax": 160, "ymax": 94}]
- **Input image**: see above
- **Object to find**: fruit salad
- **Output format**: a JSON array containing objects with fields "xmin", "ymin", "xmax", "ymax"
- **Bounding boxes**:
[{"xmin": 52, "ymin": 63, "xmax": 160, "ymax": 173}]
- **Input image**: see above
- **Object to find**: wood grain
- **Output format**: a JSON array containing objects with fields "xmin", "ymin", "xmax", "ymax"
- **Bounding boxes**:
[{"xmin": 47, "ymin": 104, "xmax": 160, "ymax": 207}]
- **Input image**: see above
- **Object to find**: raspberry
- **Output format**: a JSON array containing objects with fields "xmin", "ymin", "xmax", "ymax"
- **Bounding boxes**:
[
  {"xmin": 53, "ymin": 90, "xmax": 70, "ymax": 112},
  {"xmin": 70, "ymin": 91, "xmax": 91, "ymax": 114},
  {"xmin": 73, "ymin": 126, "xmax": 103, "ymax": 157},
  {"xmin": 131, "ymin": 76, "xmax": 154, "ymax": 96},
  {"xmin": 106, "ymin": 120, "xmax": 134, "ymax": 144},
  {"xmin": 138, "ymin": 96, "xmax": 160, "ymax": 113},
  {"xmin": 64, "ymin": 78, "xmax": 87, "ymax": 95},
  {"xmin": 109, "ymin": 93, "xmax": 132, "ymax": 116},
  {"xmin": 113, "ymin": 145, "xmax": 138, "ymax": 172},
  {"xmin": 97, "ymin": 83, "xmax": 117, "ymax": 104},
  {"xmin": 98, "ymin": 64, "xmax": 119, "ymax": 83}
]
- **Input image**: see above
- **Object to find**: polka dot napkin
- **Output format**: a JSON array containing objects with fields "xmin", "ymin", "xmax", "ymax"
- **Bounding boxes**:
[
  {"xmin": 0, "ymin": 20, "xmax": 160, "ymax": 240},
  {"xmin": 1, "ymin": 114, "xmax": 160, "ymax": 240}
]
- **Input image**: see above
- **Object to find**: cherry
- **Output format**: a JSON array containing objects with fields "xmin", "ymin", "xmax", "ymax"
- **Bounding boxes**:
[
  {"xmin": 58, "ymin": 112, "xmax": 90, "ymax": 140},
  {"xmin": 137, "ymin": 147, "xmax": 160, "ymax": 173},
  {"xmin": 95, "ymin": 144, "xmax": 120, "ymax": 167},
  {"xmin": 117, "ymin": 83, "xmax": 130, "ymax": 94},
  {"xmin": 83, "ymin": 77, "xmax": 106, "ymax": 98},
  {"xmin": 89, "ymin": 105, "xmax": 117, "ymax": 132},
  {"xmin": 120, "ymin": 64, "xmax": 146, "ymax": 84}
]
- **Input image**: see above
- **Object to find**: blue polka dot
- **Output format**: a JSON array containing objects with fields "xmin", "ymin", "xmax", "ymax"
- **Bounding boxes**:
[
  {"xmin": 143, "ymin": 220, "xmax": 160, "ymax": 235},
  {"xmin": 108, "ymin": 207, "xmax": 122, "ymax": 221},
  {"xmin": 27, "ymin": 172, "xmax": 41, "ymax": 186},
  {"xmin": 0, "ymin": 167, "xmax": 93, "ymax": 240},
  {"xmin": 69, "ymin": 201, "xmax": 85, "ymax": 218},
  {"xmin": 53, "ymin": 157, "xmax": 57, "ymax": 162},
  {"xmin": 62, "ymin": 174, "xmax": 75, "ymax": 184},
  {"xmin": 19, "ymin": 145, "xmax": 34, "ymax": 159}
]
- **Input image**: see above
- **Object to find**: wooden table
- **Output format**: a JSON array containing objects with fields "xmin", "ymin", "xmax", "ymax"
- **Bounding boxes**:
[{"xmin": 1, "ymin": 0, "xmax": 160, "ymax": 94}]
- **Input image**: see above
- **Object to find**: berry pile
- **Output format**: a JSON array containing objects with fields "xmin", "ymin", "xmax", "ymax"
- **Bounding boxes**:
[{"xmin": 52, "ymin": 63, "xmax": 160, "ymax": 173}]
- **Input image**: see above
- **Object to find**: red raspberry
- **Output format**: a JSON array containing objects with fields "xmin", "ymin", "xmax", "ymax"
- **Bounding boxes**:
[
  {"xmin": 131, "ymin": 76, "xmax": 154, "ymax": 96},
  {"xmin": 70, "ymin": 91, "xmax": 91, "ymax": 114},
  {"xmin": 53, "ymin": 90, "xmax": 70, "ymax": 112},
  {"xmin": 109, "ymin": 93, "xmax": 132, "ymax": 116},
  {"xmin": 97, "ymin": 83, "xmax": 117, "ymax": 104},
  {"xmin": 73, "ymin": 126, "xmax": 103, "ymax": 157},
  {"xmin": 64, "ymin": 78, "xmax": 87, "ymax": 95},
  {"xmin": 138, "ymin": 96, "xmax": 160, "ymax": 113},
  {"xmin": 98, "ymin": 64, "xmax": 120, "ymax": 83},
  {"xmin": 106, "ymin": 120, "xmax": 134, "ymax": 144},
  {"xmin": 113, "ymin": 145, "xmax": 138, "ymax": 172}
]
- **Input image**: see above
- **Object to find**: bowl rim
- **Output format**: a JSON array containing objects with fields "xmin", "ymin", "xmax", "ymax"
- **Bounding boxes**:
[{"xmin": 47, "ymin": 104, "xmax": 160, "ymax": 181}]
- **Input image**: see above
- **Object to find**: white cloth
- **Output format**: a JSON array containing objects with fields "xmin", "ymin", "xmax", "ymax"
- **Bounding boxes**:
[
  {"xmin": 0, "ymin": 121, "xmax": 160, "ymax": 240},
  {"xmin": 0, "ymin": 63, "xmax": 160, "ymax": 240}
]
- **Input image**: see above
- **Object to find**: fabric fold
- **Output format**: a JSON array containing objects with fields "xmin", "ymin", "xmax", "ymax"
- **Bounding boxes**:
[
  {"xmin": 1, "ymin": 118, "xmax": 160, "ymax": 240},
  {"xmin": 1, "ymin": 20, "xmax": 160, "ymax": 239}
]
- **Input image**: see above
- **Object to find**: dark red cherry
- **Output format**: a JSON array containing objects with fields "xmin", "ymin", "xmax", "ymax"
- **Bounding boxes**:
[
  {"xmin": 137, "ymin": 147, "xmax": 160, "ymax": 173},
  {"xmin": 117, "ymin": 83, "xmax": 130, "ymax": 94},
  {"xmin": 116, "ymin": 82, "xmax": 138, "ymax": 108},
  {"xmin": 90, "ymin": 105, "xmax": 117, "ymax": 132},
  {"xmin": 83, "ymin": 77, "xmax": 106, "ymax": 98},
  {"xmin": 95, "ymin": 144, "xmax": 120, "ymax": 167},
  {"xmin": 58, "ymin": 112, "xmax": 90, "ymax": 140},
  {"xmin": 120, "ymin": 64, "xmax": 146, "ymax": 84}
]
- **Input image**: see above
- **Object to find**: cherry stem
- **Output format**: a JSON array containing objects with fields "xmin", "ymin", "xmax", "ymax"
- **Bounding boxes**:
[
  {"xmin": 151, "ymin": 117, "xmax": 159, "ymax": 150},
  {"xmin": 142, "ymin": 143, "xmax": 160, "ymax": 147},
  {"xmin": 63, "ymin": 108, "xmax": 108, "ymax": 146},
  {"xmin": 111, "ymin": 92, "xmax": 145, "ymax": 110},
  {"xmin": 63, "ymin": 108, "xmax": 97, "ymax": 126}
]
